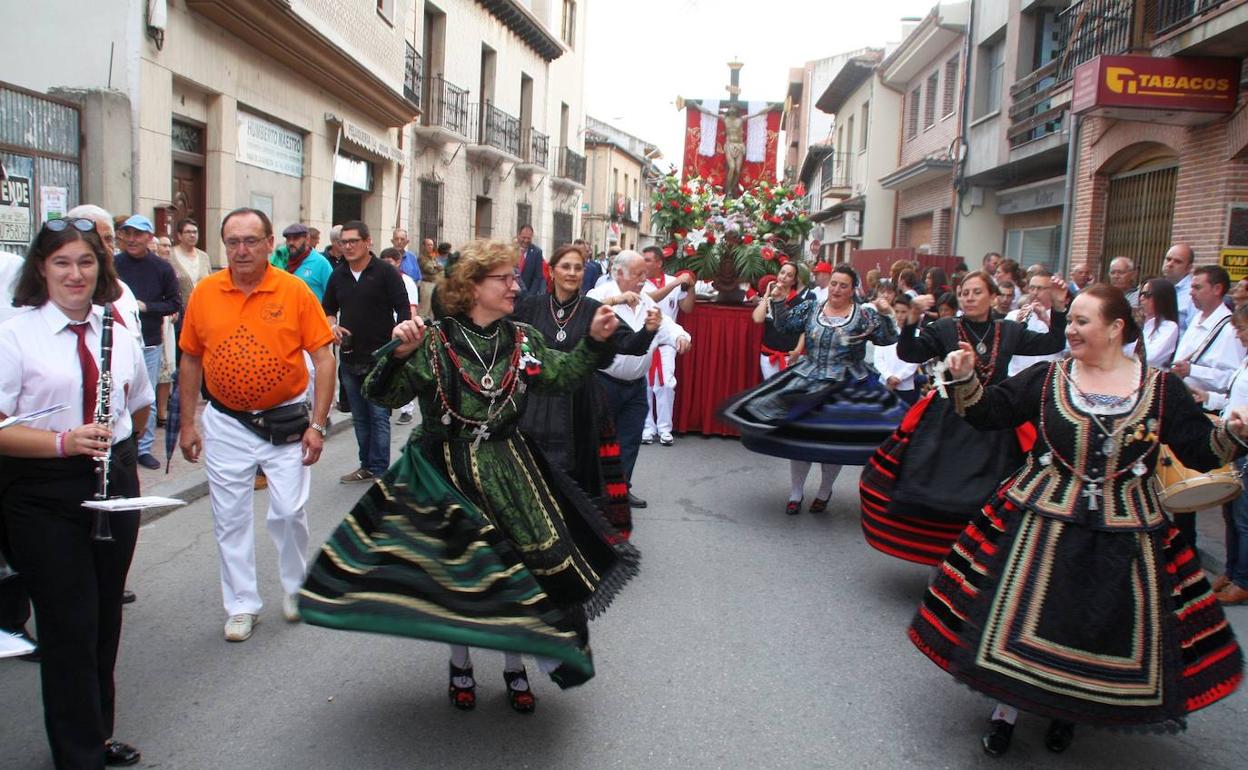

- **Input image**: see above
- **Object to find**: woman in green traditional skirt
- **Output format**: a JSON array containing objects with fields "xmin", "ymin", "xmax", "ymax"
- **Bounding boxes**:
[{"xmin": 300, "ymin": 239, "xmax": 639, "ymax": 713}]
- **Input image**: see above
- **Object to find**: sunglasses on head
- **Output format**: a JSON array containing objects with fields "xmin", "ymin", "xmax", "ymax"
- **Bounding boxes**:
[{"xmin": 42, "ymin": 218, "xmax": 96, "ymax": 234}]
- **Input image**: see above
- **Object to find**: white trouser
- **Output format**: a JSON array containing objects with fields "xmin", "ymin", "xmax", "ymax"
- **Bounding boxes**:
[
  {"xmin": 760, "ymin": 354, "xmax": 783, "ymax": 380},
  {"xmin": 644, "ymin": 345, "xmax": 677, "ymax": 436},
  {"xmin": 203, "ymin": 404, "xmax": 311, "ymax": 616}
]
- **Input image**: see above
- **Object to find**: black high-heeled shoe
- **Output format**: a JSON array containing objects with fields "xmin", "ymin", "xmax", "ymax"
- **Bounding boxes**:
[
  {"xmin": 808, "ymin": 496, "xmax": 829, "ymax": 513},
  {"xmin": 785, "ymin": 498, "xmax": 802, "ymax": 516},
  {"xmin": 504, "ymin": 668, "xmax": 536, "ymax": 713},
  {"xmin": 1044, "ymin": 719, "xmax": 1075, "ymax": 753},
  {"xmin": 981, "ymin": 719, "xmax": 1014, "ymax": 756},
  {"xmin": 448, "ymin": 661, "xmax": 476, "ymax": 711}
]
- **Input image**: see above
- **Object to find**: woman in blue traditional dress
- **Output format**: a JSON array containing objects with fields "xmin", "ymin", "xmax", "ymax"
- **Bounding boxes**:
[
  {"xmin": 300, "ymin": 239, "xmax": 639, "ymax": 714},
  {"xmin": 722, "ymin": 264, "xmax": 906, "ymax": 515}
]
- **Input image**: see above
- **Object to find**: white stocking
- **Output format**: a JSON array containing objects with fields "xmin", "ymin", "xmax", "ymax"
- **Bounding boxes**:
[
  {"xmin": 990, "ymin": 703, "xmax": 1018, "ymax": 724},
  {"xmin": 789, "ymin": 460, "xmax": 812, "ymax": 501},
  {"xmin": 816, "ymin": 464, "xmax": 842, "ymax": 500}
]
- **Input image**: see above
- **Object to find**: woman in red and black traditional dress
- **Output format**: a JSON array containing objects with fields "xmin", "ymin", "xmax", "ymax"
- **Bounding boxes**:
[
  {"xmin": 751, "ymin": 262, "xmax": 809, "ymax": 380},
  {"xmin": 513, "ymin": 244, "xmax": 659, "ymax": 538},
  {"xmin": 911, "ymin": 285, "xmax": 1247, "ymax": 755},
  {"xmin": 859, "ymin": 270, "xmax": 1067, "ymax": 565}
]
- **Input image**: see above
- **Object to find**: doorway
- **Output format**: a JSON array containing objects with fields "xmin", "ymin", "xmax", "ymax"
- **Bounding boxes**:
[{"xmin": 333, "ymin": 184, "xmax": 364, "ymax": 224}]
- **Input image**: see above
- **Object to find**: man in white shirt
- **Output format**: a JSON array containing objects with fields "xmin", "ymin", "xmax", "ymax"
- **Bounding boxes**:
[
  {"xmin": 640, "ymin": 246, "xmax": 695, "ymax": 446},
  {"xmin": 1108, "ymin": 256, "xmax": 1140, "ymax": 308},
  {"xmin": 810, "ymin": 261, "xmax": 833, "ymax": 306},
  {"xmin": 589, "ymin": 251, "xmax": 690, "ymax": 509},
  {"xmin": 1006, "ymin": 270, "xmax": 1066, "ymax": 377},
  {"xmin": 1174, "ymin": 266, "xmax": 1246, "ymax": 401},
  {"xmin": 1163, "ymin": 243, "xmax": 1195, "ymax": 333}
]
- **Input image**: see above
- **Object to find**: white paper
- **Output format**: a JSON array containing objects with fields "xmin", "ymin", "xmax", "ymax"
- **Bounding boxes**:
[
  {"xmin": 0, "ymin": 403, "xmax": 69, "ymax": 430},
  {"xmin": 81, "ymin": 496, "xmax": 186, "ymax": 512},
  {"xmin": 1, "ymin": 631, "xmax": 36, "ymax": 658}
]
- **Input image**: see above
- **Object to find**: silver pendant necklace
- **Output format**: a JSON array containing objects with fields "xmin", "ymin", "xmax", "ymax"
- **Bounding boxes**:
[
  {"xmin": 461, "ymin": 330, "xmax": 501, "ymax": 390},
  {"xmin": 962, "ymin": 319, "xmax": 991, "ymax": 356},
  {"xmin": 549, "ymin": 294, "xmax": 582, "ymax": 343}
]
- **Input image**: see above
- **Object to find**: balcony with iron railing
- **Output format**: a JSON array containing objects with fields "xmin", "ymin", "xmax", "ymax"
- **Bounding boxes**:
[
  {"xmin": 819, "ymin": 152, "xmax": 855, "ymax": 199},
  {"xmin": 1007, "ymin": 0, "xmax": 1136, "ymax": 150},
  {"xmin": 415, "ymin": 75, "xmax": 469, "ymax": 143},
  {"xmin": 525, "ymin": 127, "xmax": 549, "ymax": 169},
  {"xmin": 554, "ymin": 146, "xmax": 586, "ymax": 188},
  {"xmin": 468, "ymin": 101, "xmax": 523, "ymax": 161},
  {"xmin": 1148, "ymin": 0, "xmax": 1234, "ymax": 35},
  {"xmin": 404, "ymin": 43, "xmax": 422, "ymax": 106}
]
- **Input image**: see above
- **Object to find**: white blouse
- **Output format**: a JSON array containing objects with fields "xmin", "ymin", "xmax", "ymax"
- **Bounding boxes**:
[
  {"xmin": 1123, "ymin": 318, "xmax": 1179, "ymax": 370},
  {"xmin": 0, "ymin": 303, "xmax": 154, "ymax": 441}
]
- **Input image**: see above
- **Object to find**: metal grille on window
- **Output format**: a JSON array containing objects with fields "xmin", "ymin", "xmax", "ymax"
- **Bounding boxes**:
[
  {"xmin": 419, "ymin": 179, "xmax": 442, "ymax": 243},
  {"xmin": 1101, "ymin": 164, "xmax": 1178, "ymax": 280},
  {"xmin": 553, "ymin": 212, "xmax": 573, "ymax": 249},
  {"xmin": 516, "ymin": 202, "xmax": 532, "ymax": 231}
]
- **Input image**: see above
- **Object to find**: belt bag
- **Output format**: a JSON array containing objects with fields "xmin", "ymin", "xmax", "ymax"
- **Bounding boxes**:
[{"xmin": 210, "ymin": 397, "xmax": 309, "ymax": 446}]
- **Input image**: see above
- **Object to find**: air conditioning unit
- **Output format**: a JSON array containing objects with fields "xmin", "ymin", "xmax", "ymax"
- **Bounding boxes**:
[{"xmin": 844, "ymin": 210, "xmax": 862, "ymax": 238}]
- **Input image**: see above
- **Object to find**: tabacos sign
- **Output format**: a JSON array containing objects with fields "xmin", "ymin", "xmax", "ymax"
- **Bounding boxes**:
[{"xmin": 1072, "ymin": 55, "xmax": 1241, "ymax": 117}]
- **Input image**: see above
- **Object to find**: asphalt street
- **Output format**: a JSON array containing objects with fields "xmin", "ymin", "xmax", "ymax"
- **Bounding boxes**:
[{"xmin": 2, "ymin": 421, "xmax": 1247, "ymax": 769}]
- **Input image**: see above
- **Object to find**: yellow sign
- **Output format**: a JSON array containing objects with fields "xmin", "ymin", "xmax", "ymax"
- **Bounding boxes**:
[
  {"xmin": 1220, "ymin": 248, "xmax": 1248, "ymax": 281},
  {"xmin": 1106, "ymin": 66, "xmax": 1233, "ymax": 99}
]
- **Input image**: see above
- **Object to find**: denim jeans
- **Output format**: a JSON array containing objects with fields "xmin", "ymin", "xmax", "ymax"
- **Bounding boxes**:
[
  {"xmin": 1223, "ymin": 457, "xmax": 1248, "ymax": 590},
  {"xmin": 598, "ymin": 374, "xmax": 648, "ymax": 486},
  {"xmin": 138, "ymin": 345, "xmax": 162, "ymax": 455},
  {"xmin": 339, "ymin": 365, "xmax": 391, "ymax": 475}
]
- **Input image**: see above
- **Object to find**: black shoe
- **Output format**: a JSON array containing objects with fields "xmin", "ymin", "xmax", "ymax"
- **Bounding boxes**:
[
  {"xmin": 627, "ymin": 492, "xmax": 647, "ymax": 509},
  {"xmin": 397, "ymin": 412, "xmax": 413, "ymax": 425},
  {"xmin": 981, "ymin": 719, "xmax": 1014, "ymax": 757},
  {"xmin": 1045, "ymin": 719, "xmax": 1075, "ymax": 753},
  {"xmin": 104, "ymin": 740, "xmax": 141, "ymax": 766},
  {"xmin": 121, "ymin": 589, "xmax": 136, "ymax": 605},
  {"xmin": 504, "ymin": 668, "xmax": 537, "ymax": 713},
  {"xmin": 137, "ymin": 453, "xmax": 160, "ymax": 470},
  {"xmin": 156, "ymin": 416, "xmax": 167, "ymax": 428},
  {"xmin": 448, "ymin": 662, "xmax": 476, "ymax": 711},
  {"xmin": 786, "ymin": 498, "xmax": 802, "ymax": 516}
]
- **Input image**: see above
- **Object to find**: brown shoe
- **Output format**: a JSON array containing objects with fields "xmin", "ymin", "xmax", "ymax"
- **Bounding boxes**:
[
  {"xmin": 339, "ymin": 468, "xmax": 375, "ymax": 484},
  {"xmin": 1211, "ymin": 574, "xmax": 1231, "ymax": 593},
  {"xmin": 1216, "ymin": 584, "xmax": 1248, "ymax": 605}
]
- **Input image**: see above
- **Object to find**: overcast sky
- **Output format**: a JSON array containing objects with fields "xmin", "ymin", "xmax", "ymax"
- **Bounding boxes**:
[{"xmin": 583, "ymin": 0, "xmax": 933, "ymax": 173}]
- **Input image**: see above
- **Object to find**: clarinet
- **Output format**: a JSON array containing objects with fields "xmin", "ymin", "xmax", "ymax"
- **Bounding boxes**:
[{"xmin": 91, "ymin": 305, "xmax": 115, "ymax": 542}]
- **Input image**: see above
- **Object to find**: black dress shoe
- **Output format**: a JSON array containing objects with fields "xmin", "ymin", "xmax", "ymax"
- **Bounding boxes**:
[
  {"xmin": 137, "ymin": 453, "xmax": 161, "ymax": 470},
  {"xmin": 104, "ymin": 740, "xmax": 141, "ymax": 766},
  {"xmin": 627, "ymin": 492, "xmax": 647, "ymax": 508},
  {"xmin": 121, "ymin": 589, "xmax": 137, "ymax": 604},
  {"xmin": 1044, "ymin": 719, "xmax": 1075, "ymax": 753},
  {"xmin": 981, "ymin": 719, "xmax": 1014, "ymax": 756}
]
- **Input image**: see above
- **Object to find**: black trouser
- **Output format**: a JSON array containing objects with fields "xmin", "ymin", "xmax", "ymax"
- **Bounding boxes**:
[
  {"xmin": 0, "ymin": 519, "xmax": 32, "ymax": 633},
  {"xmin": 2, "ymin": 442, "xmax": 140, "ymax": 770},
  {"xmin": 598, "ymin": 374, "xmax": 648, "ymax": 486}
]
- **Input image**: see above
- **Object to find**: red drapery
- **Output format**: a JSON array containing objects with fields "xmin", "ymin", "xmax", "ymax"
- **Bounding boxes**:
[
  {"xmin": 681, "ymin": 107, "xmax": 781, "ymax": 190},
  {"xmin": 673, "ymin": 303, "xmax": 763, "ymax": 437}
]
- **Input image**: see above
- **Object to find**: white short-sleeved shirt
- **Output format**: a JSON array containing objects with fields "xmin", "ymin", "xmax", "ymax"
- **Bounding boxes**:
[
  {"xmin": 0, "ymin": 302, "xmax": 154, "ymax": 441},
  {"xmin": 399, "ymin": 273, "xmax": 420, "ymax": 312},
  {"xmin": 647, "ymin": 273, "xmax": 688, "ymax": 321}
]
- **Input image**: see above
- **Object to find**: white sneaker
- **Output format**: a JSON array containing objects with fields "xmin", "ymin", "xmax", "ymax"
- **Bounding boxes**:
[
  {"xmin": 658, "ymin": 432, "xmax": 674, "ymax": 446},
  {"xmin": 224, "ymin": 613, "xmax": 258, "ymax": 642},
  {"xmin": 283, "ymin": 593, "xmax": 301, "ymax": 623},
  {"xmin": 641, "ymin": 431, "xmax": 655, "ymax": 445}
]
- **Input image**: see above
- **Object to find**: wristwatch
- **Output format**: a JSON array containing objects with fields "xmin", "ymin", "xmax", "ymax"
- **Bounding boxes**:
[{"xmin": 310, "ymin": 422, "xmax": 328, "ymax": 437}]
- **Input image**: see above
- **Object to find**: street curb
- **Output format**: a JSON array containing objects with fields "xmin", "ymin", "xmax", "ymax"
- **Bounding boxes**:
[{"xmin": 138, "ymin": 417, "xmax": 355, "ymax": 526}]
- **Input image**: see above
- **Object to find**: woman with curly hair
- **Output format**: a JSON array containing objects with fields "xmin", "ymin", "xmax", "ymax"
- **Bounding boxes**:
[{"xmin": 300, "ymin": 239, "xmax": 639, "ymax": 715}]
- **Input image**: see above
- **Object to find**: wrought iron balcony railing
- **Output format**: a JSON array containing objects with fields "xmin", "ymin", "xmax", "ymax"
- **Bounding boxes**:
[
  {"xmin": 556, "ymin": 146, "xmax": 586, "ymax": 184},
  {"xmin": 527, "ymin": 127, "xmax": 549, "ymax": 166},
  {"xmin": 469, "ymin": 101, "xmax": 522, "ymax": 157},
  {"xmin": 819, "ymin": 151, "xmax": 854, "ymax": 196},
  {"xmin": 404, "ymin": 43, "xmax": 422, "ymax": 106},
  {"xmin": 422, "ymin": 75, "xmax": 469, "ymax": 136},
  {"xmin": 1148, "ymin": 0, "xmax": 1232, "ymax": 35}
]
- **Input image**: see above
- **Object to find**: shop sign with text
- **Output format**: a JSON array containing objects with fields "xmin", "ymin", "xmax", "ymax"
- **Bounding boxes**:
[{"xmin": 1073, "ymin": 56, "xmax": 1240, "ymax": 116}]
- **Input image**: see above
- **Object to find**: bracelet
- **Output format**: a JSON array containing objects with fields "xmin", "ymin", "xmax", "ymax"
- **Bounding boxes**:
[{"xmin": 55, "ymin": 430, "xmax": 66, "ymax": 458}]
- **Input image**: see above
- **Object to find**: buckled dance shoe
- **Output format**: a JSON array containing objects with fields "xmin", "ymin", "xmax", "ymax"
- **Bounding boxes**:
[
  {"xmin": 504, "ymin": 668, "xmax": 537, "ymax": 714},
  {"xmin": 785, "ymin": 498, "xmax": 802, "ymax": 516},
  {"xmin": 104, "ymin": 740, "xmax": 141, "ymax": 766},
  {"xmin": 448, "ymin": 662, "xmax": 476, "ymax": 711},
  {"xmin": 981, "ymin": 719, "xmax": 1014, "ymax": 756},
  {"xmin": 808, "ymin": 497, "xmax": 830, "ymax": 513}
]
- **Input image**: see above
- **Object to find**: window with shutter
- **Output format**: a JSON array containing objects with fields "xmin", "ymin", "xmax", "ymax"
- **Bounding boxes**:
[
  {"xmin": 924, "ymin": 72, "xmax": 938, "ymax": 128},
  {"xmin": 907, "ymin": 88, "xmax": 920, "ymax": 138},
  {"xmin": 943, "ymin": 57, "xmax": 959, "ymax": 117}
]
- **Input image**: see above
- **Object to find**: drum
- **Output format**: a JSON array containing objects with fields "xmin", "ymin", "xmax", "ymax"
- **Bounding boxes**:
[{"xmin": 1154, "ymin": 445, "xmax": 1243, "ymax": 513}]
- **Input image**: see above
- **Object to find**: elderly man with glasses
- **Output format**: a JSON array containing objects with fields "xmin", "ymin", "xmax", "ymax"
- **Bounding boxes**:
[{"xmin": 1107, "ymin": 256, "xmax": 1139, "ymax": 308}]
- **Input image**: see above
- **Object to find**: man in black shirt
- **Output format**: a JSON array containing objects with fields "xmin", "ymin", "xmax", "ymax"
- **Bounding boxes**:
[
  {"xmin": 114, "ymin": 214, "xmax": 181, "ymax": 469},
  {"xmin": 322, "ymin": 221, "xmax": 411, "ymax": 482}
]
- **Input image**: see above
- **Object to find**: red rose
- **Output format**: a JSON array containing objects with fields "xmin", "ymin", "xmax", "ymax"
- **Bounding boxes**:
[
  {"xmin": 683, "ymin": 205, "xmax": 693, "ymax": 214},
  {"xmin": 706, "ymin": 233, "xmax": 716, "ymax": 244},
  {"xmin": 680, "ymin": 185, "xmax": 691, "ymax": 194},
  {"xmin": 662, "ymin": 245, "xmax": 675, "ymax": 257},
  {"xmin": 743, "ymin": 235, "xmax": 754, "ymax": 244},
  {"xmin": 761, "ymin": 246, "xmax": 775, "ymax": 260},
  {"xmin": 795, "ymin": 183, "xmax": 806, "ymax": 196},
  {"xmin": 778, "ymin": 255, "xmax": 789, "ymax": 265},
  {"xmin": 670, "ymin": 200, "xmax": 679, "ymax": 209},
  {"xmin": 684, "ymin": 245, "xmax": 696, "ymax": 256}
]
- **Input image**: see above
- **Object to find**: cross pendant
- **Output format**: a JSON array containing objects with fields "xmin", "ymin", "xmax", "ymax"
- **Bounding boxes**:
[
  {"xmin": 471, "ymin": 424, "xmax": 491, "ymax": 450},
  {"xmin": 1083, "ymin": 480, "xmax": 1102, "ymax": 511}
]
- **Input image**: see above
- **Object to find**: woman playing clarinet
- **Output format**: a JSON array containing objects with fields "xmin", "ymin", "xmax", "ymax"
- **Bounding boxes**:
[
  {"xmin": 0, "ymin": 218, "xmax": 154, "ymax": 768},
  {"xmin": 860, "ymin": 270, "xmax": 1067, "ymax": 565}
]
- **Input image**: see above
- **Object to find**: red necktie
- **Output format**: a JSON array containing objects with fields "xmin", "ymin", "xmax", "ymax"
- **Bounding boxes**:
[{"xmin": 69, "ymin": 323, "xmax": 99, "ymax": 425}]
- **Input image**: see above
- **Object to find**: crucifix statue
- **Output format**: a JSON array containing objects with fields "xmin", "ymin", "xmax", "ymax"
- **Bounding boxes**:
[{"xmin": 687, "ymin": 61, "xmax": 768, "ymax": 197}]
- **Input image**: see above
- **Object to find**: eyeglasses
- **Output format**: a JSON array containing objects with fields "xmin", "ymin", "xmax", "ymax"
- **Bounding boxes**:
[
  {"xmin": 338, "ymin": 238, "xmax": 364, "ymax": 247},
  {"xmin": 223, "ymin": 236, "xmax": 266, "ymax": 250},
  {"xmin": 481, "ymin": 272, "xmax": 520, "ymax": 287},
  {"xmin": 43, "ymin": 218, "xmax": 95, "ymax": 234},
  {"xmin": 1139, "ymin": 291, "xmax": 1153, "ymax": 299}
]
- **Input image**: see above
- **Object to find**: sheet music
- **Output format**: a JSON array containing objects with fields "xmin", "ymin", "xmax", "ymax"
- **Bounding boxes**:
[{"xmin": 0, "ymin": 403, "xmax": 69, "ymax": 430}]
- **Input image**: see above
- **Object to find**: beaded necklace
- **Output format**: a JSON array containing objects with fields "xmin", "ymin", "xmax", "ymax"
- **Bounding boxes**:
[
  {"xmin": 1034, "ymin": 361, "xmax": 1161, "ymax": 510},
  {"xmin": 430, "ymin": 324, "xmax": 527, "ymax": 448},
  {"xmin": 956, "ymin": 317, "xmax": 1002, "ymax": 382}
]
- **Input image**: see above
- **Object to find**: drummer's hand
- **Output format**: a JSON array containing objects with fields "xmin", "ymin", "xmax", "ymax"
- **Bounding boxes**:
[
  {"xmin": 1172, "ymin": 359, "xmax": 1191, "ymax": 378},
  {"xmin": 391, "ymin": 318, "xmax": 427, "ymax": 359},
  {"xmin": 589, "ymin": 305, "xmax": 620, "ymax": 341},
  {"xmin": 1189, "ymin": 386, "xmax": 1207, "ymax": 404},
  {"xmin": 945, "ymin": 341, "xmax": 976, "ymax": 380},
  {"xmin": 65, "ymin": 423, "xmax": 111, "ymax": 458},
  {"xmin": 1228, "ymin": 407, "xmax": 1248, "ymax": 440}
]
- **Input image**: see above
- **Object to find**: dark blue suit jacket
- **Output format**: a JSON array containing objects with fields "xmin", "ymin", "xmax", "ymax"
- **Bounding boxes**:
[{"xmin": 518, "ymin": 244, "xmax": 546, "ymax": 295}]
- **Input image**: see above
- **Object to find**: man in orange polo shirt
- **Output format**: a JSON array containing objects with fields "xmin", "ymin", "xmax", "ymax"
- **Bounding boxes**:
[{"xmin": 178, "ymin": 207, "xmax": 335, "ymax": 643}]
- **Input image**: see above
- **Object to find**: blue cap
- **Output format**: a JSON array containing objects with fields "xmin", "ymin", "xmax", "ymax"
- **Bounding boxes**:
[{"xmin": 121, "ymin": 214, "xmax": 155, "ymax": 234}]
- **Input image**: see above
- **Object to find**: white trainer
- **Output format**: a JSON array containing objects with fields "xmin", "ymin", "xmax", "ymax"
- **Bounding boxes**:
[
  {"xmin": 283, "ymin": 594, "xmax": 301, "ymax": 623},
  {"xmin": 658, "ymin": 432, "xmax": 675, "ymax": 446},
  {"xmin": 224, "ymin": 613, "xmax": 258, "ymax": 642}
]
